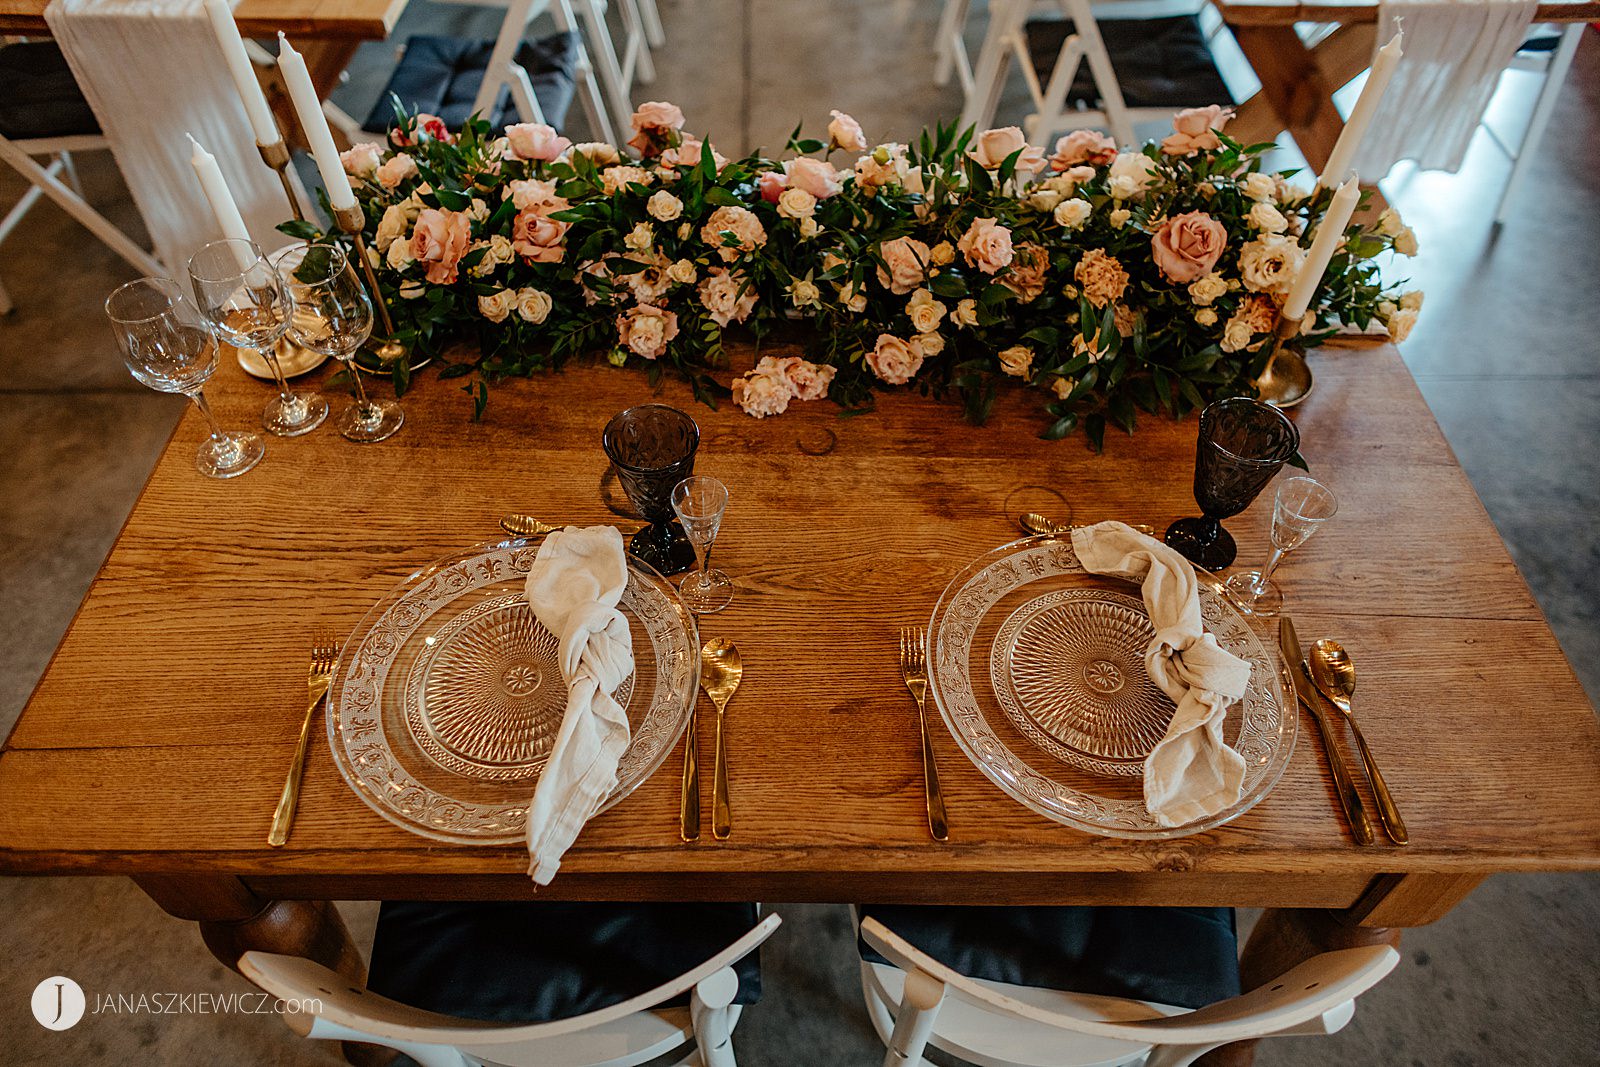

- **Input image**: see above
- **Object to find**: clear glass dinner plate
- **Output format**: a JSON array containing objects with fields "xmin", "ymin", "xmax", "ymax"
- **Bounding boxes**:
[
  {"xmin": 327, "ymin": 538, "xmax": 699, "ymax": 844},
  {"xmin": 927, "ymin": 534, "xmax": 1296, "ymax": 839}
]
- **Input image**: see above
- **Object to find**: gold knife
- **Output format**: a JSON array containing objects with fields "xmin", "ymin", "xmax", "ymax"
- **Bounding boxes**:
[{"xmin": 1280, "ymin": 617, "xmax": 1375, "ymax": 845}]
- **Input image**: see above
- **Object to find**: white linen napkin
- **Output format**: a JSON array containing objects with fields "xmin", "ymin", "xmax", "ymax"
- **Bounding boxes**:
[
  {"xmin": 1070, "ymin": 522, "xmax": 1254, "ymax": 826},
  {"xmin": 522, "ymin": 526, "xmax": 634, "ymax": 884}
]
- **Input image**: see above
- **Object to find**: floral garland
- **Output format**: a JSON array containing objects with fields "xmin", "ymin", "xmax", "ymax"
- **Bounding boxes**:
[{"xmin": 295, "ymin": 102, "xmax": 1423, "ymax": 446}]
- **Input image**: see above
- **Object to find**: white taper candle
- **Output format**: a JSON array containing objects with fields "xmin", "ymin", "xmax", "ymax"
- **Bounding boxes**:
[
  {"xmin": 1319, "ymin": 31, "xmax": 1403, "ymax": 187},
  {"xmin": 188, "ymin": 134, "xmax": 257, "ymax": 272},
  {"xmin": 202, "ymin": 0, "xmax": 280, "ymax": 145},
  {"xmin": 1282, "ymin": 177, "xmax": 1360, "ymax": 322},
  {"xmin": 277, "ymin": 33, "xmax": 357, "ymax": 211}
]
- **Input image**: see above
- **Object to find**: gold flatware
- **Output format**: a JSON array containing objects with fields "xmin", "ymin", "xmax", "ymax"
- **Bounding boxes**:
[
  {"xmin": 268, "ymin": 638, "xmax": 339, "ymax": 847},
  {"xmin": 500, "ymin": 514, "xmax": 559, "ymax": 538},
  {"xmin": 1309, "ymin": 640, "xmax": 1408, "ymax": 845},
  {"xmin": 1019, "ymin": 513, "xmax": 1156, "ymax": 537},
  {"xmin": 680, "ymin": 701, "xmax": 701, "ymax": 843},
  {"xmin": 700, "ymin": 639, "xmax": 742, "ymax": 841},
  {"xmin": 898, "ymin": 626, "xmax": 949, "ymax": 842},
  {"xmin": 1280, "ymin": 618, "xmax": 1374, "ymax": 845}
]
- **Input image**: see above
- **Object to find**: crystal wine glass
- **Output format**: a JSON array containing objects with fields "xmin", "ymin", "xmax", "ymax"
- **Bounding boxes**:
[
  {"xmin": 602, "ymin": 404, "xmax": 700, "ymax": 575},
  {"xmin": 1223, "ymin": 475, "xmax": 1339, "ymax": 617},
  {"xmin": 274, "ymin": 243, "xmax": 403, "ymax": 444},
  {"xmin": 1164, "ymin": 397, "xmax": 1300, "ymax": 570},
  {"xmin": 187, "ymin": 238, "xmax": 326, "ymax": 436},
  {"xmin": 105, "ymin": 277, "xmax": 264, "ymax": 479},
  {"xmin": 671, "ymin": 476, "xmax": 733, "ymax": 613}
]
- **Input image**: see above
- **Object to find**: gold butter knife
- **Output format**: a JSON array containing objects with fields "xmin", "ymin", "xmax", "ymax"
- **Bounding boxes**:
[{"xmin": 1280, "ymin": 617, "xmax": 1374, "ymax": 846}]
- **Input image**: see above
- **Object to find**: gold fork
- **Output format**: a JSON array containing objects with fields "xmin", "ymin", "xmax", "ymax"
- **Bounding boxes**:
[
  {"xmin": 899, "ymin": 626, "xmax": 949, "ymax": 842},
  {"xmin": 268, "ymin": 638, "xmax": 339, "ymax": 847}
]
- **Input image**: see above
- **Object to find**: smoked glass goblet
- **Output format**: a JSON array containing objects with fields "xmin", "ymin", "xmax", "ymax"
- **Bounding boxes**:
[
  {"xmin": 603, "ymin": 404, "xmax": 699, "ymax": 575},
  {"xmin": 1164, "ymin": 397, "xmax": 1300, "ymax": 570},
  {"xmin": 672, "ymin": 476, "xmax": 733, "ymax": 613}
]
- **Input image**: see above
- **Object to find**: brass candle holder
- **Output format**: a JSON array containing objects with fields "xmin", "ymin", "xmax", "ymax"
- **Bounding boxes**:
[
  {"xmin": 332, "ymin": 201, "xmax": 414, "ymax": 370},
  {"xmin": 257, "ymin": 139, "xmax": 306, "ymax": 222},
  {"xmin": 1253, "ymin": 316, "xmax": 1313, "ymax": 408}
]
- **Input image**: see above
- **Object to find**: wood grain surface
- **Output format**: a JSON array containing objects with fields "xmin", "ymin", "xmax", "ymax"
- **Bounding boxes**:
[
  {"xmin": 3, "ymin": 343, "xmax": 1597, "ymax": 923},
  {"xmin": 0, "ymin": 0, "xmax": 403, "ymax": 36},
  {"xmin": 1212, "ymin": 0, "xmax": 1600, "ymax": 25}
]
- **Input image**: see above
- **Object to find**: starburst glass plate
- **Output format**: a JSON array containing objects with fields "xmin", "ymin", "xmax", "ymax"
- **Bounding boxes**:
[
  {"xmin": 327, "ymin": 538, "xmax": 698, "ymax": 844},
  {"xmin": 928, "ymin": 534, "xmax": 1295, "ymax": 839}
]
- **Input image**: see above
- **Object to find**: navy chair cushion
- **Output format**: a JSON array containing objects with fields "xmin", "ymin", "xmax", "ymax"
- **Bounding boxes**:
[
  {"xmin": 859, "ymin": 905, "xmax": 1240, "ymax": 1011},
  {"xmin": 362, "ymin": 31, "xmax": 578, "ymax": 135},
  {"xmin": 368, "ymin": 901, "xmax": 764, "ymax": 1025},
  {"xmin": 1025, "ymin": 14, "xmax": 1234, "ymax": 110},
  {"xmin": 0, "ymin": 41, "xmax": 100, "ymax": 140}
]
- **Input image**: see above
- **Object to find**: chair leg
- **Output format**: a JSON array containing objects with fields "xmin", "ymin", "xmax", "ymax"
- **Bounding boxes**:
[
  {"xmin": 934, "ymin": 0, "xmax": 969, "ymax": 87},
  {"xmin": 1496, "ymin": 23, "xmax": 1583, "ymax": 225},
  {"xmin": 619, "ymin": 0, "xmax": 656, "ymax": 83},
  {"xmin": 0, "ymin": 138, "xmax": 164, "ymax": 276},
  {"xmin": 637, "ymin": 0, "xmax": 666, "ymax": 46},
  {"xmin": 577, "ymin": 0, "xmax": 635, "ymax": 134},
  {"xmin": 962, "ymin": 0, "xmax": 1023, "ymax": 131},
  {"xmin": 884, "ymin": 967, "xmax": 945, "ymax": 1067},
  {"xmin": 553, "ymin": 0, "xmax": 620, "ymax": 145},
  {"xmin": 690, "ymin": 967, "xmax": 740, "ymax": 1067},
  {"xmin": 58, "ymin": 150, "xmax": 83, "ymax": 198}
]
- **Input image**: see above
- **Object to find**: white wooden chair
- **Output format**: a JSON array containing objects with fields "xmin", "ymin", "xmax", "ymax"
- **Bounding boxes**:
[
  {"xmin": 857, "ymin": 913, "xmax": 1399, "ymax": 1067},
  {"xmin": 241, "ymin": 909, "xmax": 781, "ymax": 1067},
  {"xmin": 1488, "ymin": 22, "xmax": 1586, "ymax": 224},
  {"xmin": 0, "ymin": 40, "xmax": 163, "ymax": 314},
  {"xmin": 469, "ymin": 0, "xmax": 621, "ymax": 143}
]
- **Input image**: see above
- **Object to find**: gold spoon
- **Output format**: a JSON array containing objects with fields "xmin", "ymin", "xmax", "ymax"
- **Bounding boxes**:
[
  {"xmin": 1019, "ymin": 514, "xmax": 1156, "ymax": 537},
  {"xmin": 1309, "ymin": 639, "xmax": 1408, "ymax": 845},
  {"xmin": 700, "ymin": 639, "xmax": 742, "ymax": 841}
]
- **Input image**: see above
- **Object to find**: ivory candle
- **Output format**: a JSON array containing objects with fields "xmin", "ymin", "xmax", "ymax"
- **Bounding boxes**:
[
  {"xmin": 1282, "ymin": 177, "xmax": 1360, "ymax": 322},
  {"xmin": 277, "ymin": 33, "xmax": 357, "ymax": 211},
  {"xmin": 188, "ymin": 134, "xmax": 256, "ymax": 271},
  {"xmin": 1319, "ymin": 31, "xmax": 1403, "ymax": 187},
  {"xmin": 202, "ymin": 0, "xmax": 279, "ymax": 145}
]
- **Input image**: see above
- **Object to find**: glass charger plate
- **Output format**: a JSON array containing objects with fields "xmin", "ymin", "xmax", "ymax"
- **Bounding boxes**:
[
  {"xmin": 327, "ymin": 538, "xmax": 698, "ymax": 845},
  {"xmin": 928, "ymin": 534, "xmax": 1295, "ymax": 839}
]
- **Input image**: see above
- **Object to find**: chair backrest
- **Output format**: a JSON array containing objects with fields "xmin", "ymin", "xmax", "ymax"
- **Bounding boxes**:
[
  {"xmin": 859, "ymin": 915, "xmax": 1398, "ymax": 1050},
  {"xmin": 241, "ymin": 911, "xmax": 781, "ymax": 1067}
]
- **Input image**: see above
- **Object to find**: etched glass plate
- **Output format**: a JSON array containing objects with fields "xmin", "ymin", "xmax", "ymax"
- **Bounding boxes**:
[
  {"xmin": 928, "ymin": 534, "xmax": 1296, "ymax": 839},
  {"xmin": 327, "ymin": 539, "xmax": 698, "ymax": 844}
]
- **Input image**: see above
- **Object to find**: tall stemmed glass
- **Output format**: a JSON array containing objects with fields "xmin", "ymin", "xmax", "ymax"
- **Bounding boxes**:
[
  {"xmin": 1164, "ymin": 397, "xmax": 1300, "ymax": 570},
  {"xmin": 187, "ymin": 239, "xmax": 326, "ymax": 436},
  {"xmin": 671, "ymin": 476, "xmax": 733, "ymax": 614},
  {"xmin": 603, "ymin": 404, "xmax": 700, "ymax": 575},
  {"xmin": 1224, "ymin": 475, "xmax": 1339, "ymax": 617},
  {"xmin": 105, "ymin": 277, "xmax": 264, "ymax": 479},
  {"xmin": 275, "ymin": 244, "xmax": 403, "ymax": 443}
]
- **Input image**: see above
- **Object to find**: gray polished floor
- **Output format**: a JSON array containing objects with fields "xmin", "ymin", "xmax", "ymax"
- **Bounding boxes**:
[{"xmin": 1, "ymin": 3, "xmax": 1596, "ymax": 1064}]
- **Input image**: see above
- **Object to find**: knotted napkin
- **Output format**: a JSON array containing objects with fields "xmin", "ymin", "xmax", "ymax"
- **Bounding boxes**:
[
  {"xmin": 1070, "ymin": 522, "xmax": 1253, "ymax": 826},
  {"xmin": 522, "ymin": 526, "xmax": 634, "ymax": 884}
]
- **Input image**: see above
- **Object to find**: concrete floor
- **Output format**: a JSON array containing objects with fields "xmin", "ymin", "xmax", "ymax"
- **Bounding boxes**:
[{"xmin": 1, "ymin": 2, "xmax": 1598, "ymax": 1064}]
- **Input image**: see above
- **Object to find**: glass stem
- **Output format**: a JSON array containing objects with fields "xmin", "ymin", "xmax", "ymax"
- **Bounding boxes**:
[
  {"xmin": 261, "ymin": 343, "xmax": 293, "ymax": 401},
  {"xmin": 189, "ymin": 389, "xmax": 228, "ymax": 442},
  {"xmin": 344, "ymin": 355, "xmax": 374, "ymax": 409},
  {"xmin": 1255, "ymin": 547, "xmax": 1287, "ymax": 594}
]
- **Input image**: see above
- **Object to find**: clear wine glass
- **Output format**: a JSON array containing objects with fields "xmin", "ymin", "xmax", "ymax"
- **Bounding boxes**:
[
  {"xmin": 273, "ymin": 243, "xmax": 403, "ymax": 444},
  {"xmin": 671, "ymin": 475, "xmax": 733, "ymax": 614},
  {"xmin": 1223, "ymin": 475, "xmax": 1339, "ymax": 617},
  {"xmin": 187, "ymin": 238, "xmax": 327, "ymax": 437},
  {"xmin": 105, "ymin": 277, "xmax": 264, "ymax": 479}
]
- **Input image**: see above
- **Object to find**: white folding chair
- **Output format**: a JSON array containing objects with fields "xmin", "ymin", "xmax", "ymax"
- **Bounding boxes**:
[
  {"xmin": 242, "ymin": 911, "xmax": 780, "ymax": 1067},
  {"xmin": 0, "ymin": 40, "xmax": 163, "ymax": 314},
  {"xmin": 858, "ymin": 914, "xmax": 1399, "ymax": 1067},
  {"xmin": 470, "ymin": 0, "xmax": 619, "ymax": 143},
  {"xmin": 1487, "ymin": 22, "xmax": 1586, "ymax": 224}
]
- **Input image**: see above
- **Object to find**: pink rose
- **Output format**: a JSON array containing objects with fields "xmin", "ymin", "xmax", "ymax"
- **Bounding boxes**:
[
  {"xmin": 1150, "ymin": 211, "xmax": 1228, "ymax": 284},
  {"xmin": 1049, "ymin": 130, "xmax": 1116, "ymax": 170},
  {"xmin": 866, "ymin": 333, "xmax": 925, "ymax": 385},
  {"xmin": 757, "ymin": 170, "xmax": 787, "ymax": 204},
  {"xmin": 505, "ymin": 122, "xmax": 571, "ymax": 162},
  {"xmin": 627, "ymin": 100, "xmax": 686, "ymax": 156},
  {"xmin": 340, "ymin": 142, "xmax": 383, "ymax": 178},
  {"xmin": 506, "ymin": 178, "xmax": 568, "ymax": 215},
  {"xmin": 375, "ymin": 153, "xmax": 418, "ymax": 189},
  {"xmin": 659, "ymin": 136, "xmax": 726, "ymax": 172},
  {"xmin": 782, "ymin": 357, "xmax": 836, "ymax": 400},
  {"xmin": 784, "ymin": 156, "xmax": 842, "ymax": 200},
  {"xmin": 827, "ymin": 109, "xmax": 867, "ymax": 153},
  {"xmin": 1161, "ymin": 105, "xmax": 1231, "ymax": 156},
  {"xmin": 616, "ymin": 304, "xmax": 679, "ymax": 359},
  {"xmin": 410, "ymin": 207, "xmax": 471, "ymax": 285},
  {"xmin": 510, "ymin": 209, "xmax": 568, "ymax": 264},
  {"xmin": 967, "ymin": 126, "xmax": 1046, "ymax": 175},
  {"xmin": 700, "ymin": 205, "xmax": 767, "ymax": 262},
  {"xmin": 875, "ymin": 236, "xmax": 932, "ymax": 295},
  {"xmin": 957, "ymin": 216, "xmax": 1014, "ymax": 274}
]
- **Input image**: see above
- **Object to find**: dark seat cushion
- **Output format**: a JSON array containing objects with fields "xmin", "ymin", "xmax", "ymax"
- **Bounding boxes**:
[
  {"xmin": 859, "ymin": 905, "xmax": 1240, "ymax": 1011},
  {"xmin": 1025, "ymin": 14, "xmax": 1234, "ymax": 110},
  {"xmin": 0, "ymin": 41, "xmax": 100, "ymax": 140},
  {"xmin": 362, "ymin": 31, "xmax": 578, "ymax": 135},
  {"xmin": 368, "ymin": 901, "xmax": 764, "ymax": 1025}
]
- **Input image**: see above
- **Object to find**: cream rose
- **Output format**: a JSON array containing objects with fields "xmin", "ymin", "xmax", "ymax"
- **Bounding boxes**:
[
  {"xmin": 998, "ymin": 344, "xmax": 1033, "ymax": 378},
  {"xmin": 385, "ymin": 237, "xmax": 416, "ymax": 271},
  {"xmin": 827, "ymin": 109, "xmax": 867, "ymax": 152},
  {"xmin": 1054, "ymin": 199, "xmax": 1092, "ymax": 230},
  {"xmin": 668, "ymin": 259, "xmax": 697, "ymax": 285},
  {"xmin": 930, "ymin": 241, "xmax": 955, "ymax": 266},
  {"xmin": 777, "ymin": 187, "xmax": 817, "ymax": 220},
  {"xmin": 953, "ymin": 298, "xmax": 979, "ymax": 327},
  {"xmin": 647, "ymin": 190, "xmax": 683, "ymax": 221},
  {"xmin": 1393, "ymin": 227, "xmax": 1419, "ymax": 256},
  {"xmin": 1195, "ymin": 307, "xmax": 1218, "ymax": 326},
  {"xmin": 839, "ymin": 280, "xmax": 868, "ymax": 313},
  {"xmin": 505, "ymin": 122, "xmax": 570, "ymax": 161},
  {"xmin": 1241, "ymin": 172, "xmax": 1277, "ymax": 202},
  {"xmin": 1399, "ymin": 290, "xmax": 1424, "ymax": 311},
  {"xmin": 569, "ymin": 142, "xmax": 621, "ymax": 167},
  {"xmin": 511, "ymin": 209, "xmax": 568, "ymax": 264},
  {"xmin": 1107, "ymin": 151, "xmax": 1159, "ymax": 199},
  {"xmin": 958, "ymin": 217, "xmax": 1014, "ymax": 274},
  {"xmin": 375, "ymin": 204, "xmax": 408, "ymax": 252},
  {"xmin": 1161, "ymin": 104, "xmax": 1230, "ymax": 156},
  {"xmin": 919, "ymin": 333, "xmax": 946, "ymax": 356},
  {"xmin": 1238, "ymin": 234, "xmax": 1305, "ymax": 294},
  {"xmin": 906, "ymin": 288, "xmax": 945, "ymax": 333},
  {"xmin": 478, "ymin": 289, "xmax": 515, "ymax": 323},
  {"xmin": 876, "ymin": 236, "xmax": 932, "ymax": 295},
  {"xmin": 627, "ymin": 101, "xmax": 686, "ymax": 156},
  {"xmin": 1188, "ymin": 272, "xmax": 1227, "ymax": 305},
  {"xmin": 1150, "ymin": 211, "xmax": 1228, "ymax": 285},
  {"xmin": 1387, "ymin": 307, "xmax": 1418, "ymax": 342},
  {"xmin": 1248, "ymin": 202, "xmax": 1289, "ymax": 234},
  {"xmin": 616, "ymin": 304, "xmax": 679, "ymax": 359},
  {"xmin": 866, "ymin": 333, "xmax": 924, "ymax": 384},
  {"xmin": 515, "ymin": 287, "xmax": 552, "ymax": 324},
  {"xmin": 1220, "ymin": 318, "xmax": 1254, "ymax": 353},
  {"xmin": 700, "ymin": 205, "xmax": 767, "ymax": 262},
  {"xmin": 600, "ymin": 165, "xmax": 653, "ymax": 195},
  {"xmin": 790, "ymin": 277, "xmax": 821, "ymax": 308},
  {"xmin": 625, "ymin": 222, "xmax": 654, "ymax": 253}
]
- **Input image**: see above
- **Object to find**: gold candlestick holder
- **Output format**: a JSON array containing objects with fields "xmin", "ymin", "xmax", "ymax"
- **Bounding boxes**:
[
  {"xmin": 1253, "ymin": 316, "xmax": 1313, "ymax": 408},
  {"xmin": 332, "ymin": 202, "xmax": 414, "ymax": 370},
  {"xmin": 258, "ymin": 139, "xmax": 306, "ymax": 223}
]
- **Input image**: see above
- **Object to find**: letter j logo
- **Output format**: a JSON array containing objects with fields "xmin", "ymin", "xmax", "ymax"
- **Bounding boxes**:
[{"xmin": 31, "ymin": 977, "xmax": 86, "ymax": 1030}]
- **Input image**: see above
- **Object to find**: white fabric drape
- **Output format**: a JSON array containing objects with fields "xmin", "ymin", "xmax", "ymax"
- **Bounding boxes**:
[
  {"xmin": 1352, "ymin": 0, "xmax": 1538, "ymax": 177},
  {"xmin": 44, "ymin": 0, "xmax": 295, "ymax": 272}
]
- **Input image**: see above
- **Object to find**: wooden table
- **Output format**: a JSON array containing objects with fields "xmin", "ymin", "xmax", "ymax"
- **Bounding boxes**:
[
  {"xmin": 1215, "ymin": 0, "xmax": 1599, "ymax": 174},
  {"xmin": 4, "ymin": 344, "xmax": 1599, "ymax": 1045}
]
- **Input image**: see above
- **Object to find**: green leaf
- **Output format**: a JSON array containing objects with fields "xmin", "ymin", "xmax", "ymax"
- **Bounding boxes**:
[
  {"xmin": 1084, "ymin": 413, "xmax": 1106, "ymax": 453},
  {"xmin": 1040, "ymin": 412, "xmax": 1078, "ymax": 440},
  {"xmin": 432, "ymin": 187, "xmax": 472, "ymax": 211},
  {"xmin": 704, "ymin": 187, "xmax": 743, "ymax": 207},
  {"xmin": 929, "ymin": 272, "xmax": 967, "ymax": 299},
  {"xmin": 276, "ymin": 219, "xmax": 321, "ymax": 241}
]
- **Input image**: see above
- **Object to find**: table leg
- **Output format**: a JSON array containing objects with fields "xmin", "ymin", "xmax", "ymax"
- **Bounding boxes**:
[{"xmin": 1230, "ymin": 25, "xmax": 1346, "ymax": 173}]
